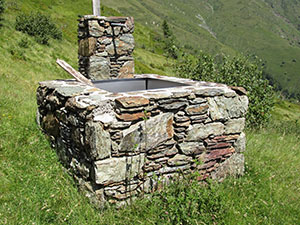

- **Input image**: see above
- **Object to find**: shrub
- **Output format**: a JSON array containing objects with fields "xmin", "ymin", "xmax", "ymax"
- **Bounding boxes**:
[
  {"xmin": 0, "ymin": 0, "xmax": 5, "ymax": 25},
  {"xmin": 0, "ymin": 0, "xmax": 5, "ymax": 16},
  {"xmin": 15, "ymin": 12, "xmax": 62, "ymax": 45},
  {"xmin": 176, "ymin": 53, "xmax": 275, "ymax": 128}
]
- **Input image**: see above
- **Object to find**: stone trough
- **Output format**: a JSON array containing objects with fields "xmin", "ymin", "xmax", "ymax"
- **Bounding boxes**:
[{"xmin": 36, "ymin": 73, "xmax": 248, "ymax": 207}]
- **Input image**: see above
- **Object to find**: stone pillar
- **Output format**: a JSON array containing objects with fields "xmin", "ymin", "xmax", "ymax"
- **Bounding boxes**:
[{"xmin": 78, "ymin": 16, "xmax": 135, "ymax": 80}]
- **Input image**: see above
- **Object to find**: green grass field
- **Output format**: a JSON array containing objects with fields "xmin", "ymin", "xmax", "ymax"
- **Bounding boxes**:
[{"xmin": 1, "ymin": 0, "xmax": 300, "ymax": 224}]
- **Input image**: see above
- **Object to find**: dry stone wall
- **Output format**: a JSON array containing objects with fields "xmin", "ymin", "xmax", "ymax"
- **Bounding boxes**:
[
  {"xmin": 36, "ymin": 74, "xmax": 248, "ymax": 208},
  {"xmin": 78, "ymin": 16, "xmax": 135, "ymax": 80}
]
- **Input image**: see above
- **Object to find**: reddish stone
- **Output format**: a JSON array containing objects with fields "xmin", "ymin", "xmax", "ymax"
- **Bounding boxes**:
[
  {"xmin": 213, "ymin": 134, "xmax": 239, "ymax": 142},
  {"xmin": 206, "ymin": 163, "xmax": 220, "ymax": 173},
  {"xmin": 204, "ymin": 138, "xmax": 218, "ymax": 146},
  {"xmin": 115, "ymin": 96, "xmax": 149, "ymax": 108},
  {"xmin": 229, "ymin": 86, "xmax": 248, "ymax": 95},
  {"xmin": 116, "ymin": 111, "xmax": 151, "ymax": 121},
  {"xmin": 205, "ymin": 147, "xmax": 235, "ymax": 161},
  {"xmin": 174, "ymin": 120, "xmax": 191, "ymax": 128},
  {"xmin": 207, "ymin": 142, "xmax": 232, "ymax": 150},
  {"xmin": 118, "ymin": 73, "xmax": 134, "ymax": 79},
  {"xmin": 118, "ymin": 61, "xmax": 135, "ymax": 78},
  {"xmin": 197, "ymin": 174, "xmax": 209, "ymax": 181},
  {"xmin": 198, "ymin": 160, "xmax": 216, "ymax": 170},
  {"xmin": 167, "ymin": 117, "xmax": 174, "ymax": 138},
  {"xmin": 185, "ymin": 104, "xmax": 208, "ymax": 115}
]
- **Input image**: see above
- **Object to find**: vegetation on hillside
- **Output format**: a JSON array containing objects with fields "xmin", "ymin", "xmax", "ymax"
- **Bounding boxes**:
[
  {"xmin": 0, "ymin": 0, "xmax": 5, "ymax": 25},
  {"xmin": 15, "ymin": 12, "xmax": 62, "ymax": 45},
  {"xmin": 0, "ymin": 0, "xmax": 299, "ymax": 224},
  {"xmin": 0, "ymin": 0, "xmax": 4, "ymax": 14},
  {"xmin": 161, "ymin": 20, "xmax": 179, "ymax": 59},
  {"xmin": 102, "ymin": 0, "xmax": 300, "ymax": 101},
  {"xmin": 176, "ymin": 53, "xmax": 275, "ymax": 127}
]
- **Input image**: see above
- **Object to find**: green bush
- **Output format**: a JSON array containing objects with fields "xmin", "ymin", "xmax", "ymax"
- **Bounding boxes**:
[
  {"xmin": 176, "ymin": 53, "xmax": 275, "ymax": 128},
  {"xmin": 0, "ymin": 0, "xmax": 5, "ymax": 25},
  {"xmin": 0, "ymin": 0, "xmax": 4, "ymax": 15},
  {"xmin": 15, "ymin": 12, "xmax": 62, "ymax": 45}
]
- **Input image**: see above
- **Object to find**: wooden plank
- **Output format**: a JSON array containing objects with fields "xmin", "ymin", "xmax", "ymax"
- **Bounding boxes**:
[
  {"xmin": 93, "ymin": 0, "xmax": 101, "ymax": 16},
  {"xmin": 56, "ymin": 59, "xmax": 95, "ymax": 87}
]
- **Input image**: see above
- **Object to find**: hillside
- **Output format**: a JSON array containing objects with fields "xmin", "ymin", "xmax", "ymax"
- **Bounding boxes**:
[
  {"xmin": 0, "ymin": 0, "xmax": 300, "ymax": 224},
  {"xmin": 102, "ymin": 0, "xmax": 300, "ymax": 99}
]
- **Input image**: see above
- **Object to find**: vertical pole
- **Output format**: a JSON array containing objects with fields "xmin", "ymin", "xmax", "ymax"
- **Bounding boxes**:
[{"xmin": 93, "ymin": 0, "xmax": 101, "ymax": 16}]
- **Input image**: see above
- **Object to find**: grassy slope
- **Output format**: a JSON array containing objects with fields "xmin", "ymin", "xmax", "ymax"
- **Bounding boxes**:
[
  {"xmin": 206, "ymin": 0, "xmax": 300, "ymax": 97},
  {"xmin": 0, "ymin": 0, "xmax": 300, "ymax": 224},
  {"xmin": 272, "ymin": 100, "xmax": 300, "ymax": 121},
  {"xmin": 102, "ymin": 0, "xmax": 300, "ymax": 98},
  {"xmin": 0, "ymin": 0, "xmax": 172, "ymax": 224},
  {"xmin": 101, "ymin": 0, "xmax": 237, "ymax": 55}
]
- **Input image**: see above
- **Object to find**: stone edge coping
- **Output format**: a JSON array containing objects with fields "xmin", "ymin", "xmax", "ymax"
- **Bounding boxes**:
[
  {"xmin": 81, "ymin": 15, "xmax": 133, "ymax": 22},
  {"xmin": 38, "ymin": 74, "xmax": 239, "ymax": 107}
]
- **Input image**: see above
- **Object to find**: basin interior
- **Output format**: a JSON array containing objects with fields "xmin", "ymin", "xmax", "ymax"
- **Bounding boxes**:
[{"xmin": 92, "ymin": 78, "xmax": 190, "ymax": 93}]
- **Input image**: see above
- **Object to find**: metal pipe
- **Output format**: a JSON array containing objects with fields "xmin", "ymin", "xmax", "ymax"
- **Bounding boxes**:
[{"xmin": 93, "ymin": 0, "xmax": 101, "ymax": 16}]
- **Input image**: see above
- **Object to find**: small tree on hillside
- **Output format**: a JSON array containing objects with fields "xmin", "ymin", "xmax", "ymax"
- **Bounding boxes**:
[
  {"xmin": 162, "ymin": 20, "xmax": 178, "ymax": 59},
  {"xmin": 162, "ymin": 20, "xmax": 172, "ymax": 38},
  {"xmin": 0, "ymin": 0, "xmax": 5, "ymax": 25}
]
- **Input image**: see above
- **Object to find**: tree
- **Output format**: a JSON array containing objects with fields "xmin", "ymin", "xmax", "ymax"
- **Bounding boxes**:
[
  {"xmin": 161, "ymin": 20, "xmax": 178, "ymax": 59},
  {"xmin": 162, "ymin": 20, "xmax": 172, "ymax": 38}
]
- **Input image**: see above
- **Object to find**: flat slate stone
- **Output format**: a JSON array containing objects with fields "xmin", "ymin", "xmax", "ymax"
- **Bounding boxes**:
[
  {"xmin": 167, "ymin": 154, "xmax": 192, "ymax": 166},
  {"xmin": 234, "ymin": 132, "xmax": 246, "ymax": 153},
  {"xmin": 116, "ymin": 111, "xmax": 150, "ymax": 122},
  {"xmin": 185, "ymin": 104, "xmax": 208, "ymax": 115},
  {"xmin": 120, "ymin": 113, "xmax": 174, "ymax": 152},
  {"xmin": 115, "ymin": 96, "xmax": 149, "ymax": 108},
  {"xmin": 208, "ymin": 96, "xmax": 248, "ymax": 121},
  {"xmin": 179, "ymin": 142, "xmax": 206, "ymax": 155},
  {"xmin": 224, "ymin": 118, "xmax": 245, "ymax": 134},
  {"xmin": 186, "ymin": 122, "xmax": 225, "ymax": 141},
  {"xmin": 160, "ymin": 102, "xmax": 187, "ymax": 110},
  {"xmin": 94, "ymin": 154, "xmax": 145, "ymax": 185},
  {"xmin": 85, "ymin": 121, "xmax": 111, "ymax": 160}
]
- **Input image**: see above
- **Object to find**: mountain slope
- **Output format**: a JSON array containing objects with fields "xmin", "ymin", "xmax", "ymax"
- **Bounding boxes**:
[
  {"xmin": 0, "ymin": 1, "xmax": 300, "ymax": 224},
  {"xmin": 102, "ymin": 0, "xmax": 300, "ymax": 99}
]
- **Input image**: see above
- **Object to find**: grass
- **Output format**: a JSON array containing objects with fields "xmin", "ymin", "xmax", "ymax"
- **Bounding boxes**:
[
  {"xmin": 2, "ymin": 112, "xmax": 299, "ymax": 224},
  {"xmin": 1, "ymin": 0, "xmax": 300, "ymax": 224},
  {"xmin": 272, "ymin": 100, "xmax": 300, "ymax": 122},
  {"xmin": 221, "ymin": 127, "xmax": 300, "ymax": 224}
]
